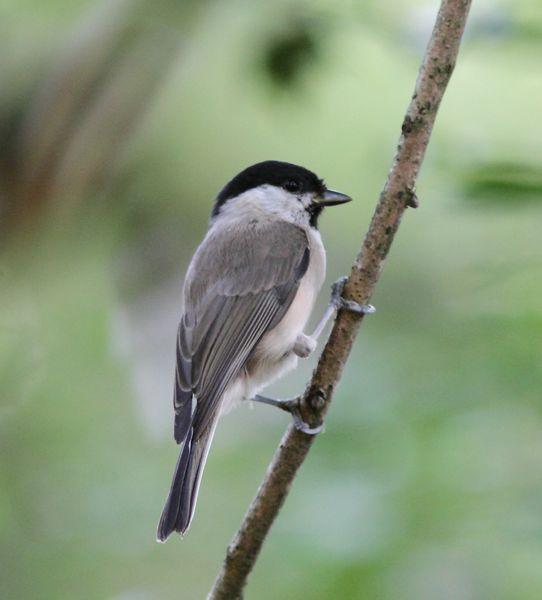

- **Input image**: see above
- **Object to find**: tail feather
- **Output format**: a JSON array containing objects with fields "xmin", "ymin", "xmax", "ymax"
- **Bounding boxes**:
[
  {"xmin": 157, "ymin": 428, "xmax": 193, "ymax": 541},
  {"xmin": 157, "ymin": 420, "xmax": 218, "ymax": 542}
]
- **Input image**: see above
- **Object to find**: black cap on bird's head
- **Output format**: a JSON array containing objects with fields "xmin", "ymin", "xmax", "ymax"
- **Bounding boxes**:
[{"xmin": 212, "ymin": 160, "xmax": 351, "ymax": 226}]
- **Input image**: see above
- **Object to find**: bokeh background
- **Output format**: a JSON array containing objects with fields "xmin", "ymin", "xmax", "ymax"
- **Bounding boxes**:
[{"xmin": 1, "ymin": 0, "xmax": 541, "ymax": 598}]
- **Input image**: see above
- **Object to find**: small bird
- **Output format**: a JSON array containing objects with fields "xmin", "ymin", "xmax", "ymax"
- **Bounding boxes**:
[{"xmin": 157, "ymin": 160, "xmax": 370, "ymax": 541}]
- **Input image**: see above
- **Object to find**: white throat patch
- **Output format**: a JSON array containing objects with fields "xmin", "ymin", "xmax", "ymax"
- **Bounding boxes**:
[{"xmin": 215, "ymin": 185, "xmax": 313, "ymax": 228}]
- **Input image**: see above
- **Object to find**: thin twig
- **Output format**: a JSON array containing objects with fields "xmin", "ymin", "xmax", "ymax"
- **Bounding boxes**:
[{"xmin": 209, "ymin": 1, "xmax": 472, "ymax": 597}]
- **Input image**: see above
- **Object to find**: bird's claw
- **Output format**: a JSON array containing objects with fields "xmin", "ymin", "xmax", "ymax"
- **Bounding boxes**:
[
  {"xmin": 251, "ymin": 395, "xmax": 324, "ymax": 436},
  {"xmin": 340, "ymin": 299, "xmax": 376, "ymax": 315},
  {"xmin": 290, "ymin": 410, "xmax": 325, "ymax": 435},
  {"xmin": 331, "ymin": 276, "xmax": 349, "ymax": 305},
  {"xmin": 331, "ymin": 277, "xmax": 376, "ymax": 315}
]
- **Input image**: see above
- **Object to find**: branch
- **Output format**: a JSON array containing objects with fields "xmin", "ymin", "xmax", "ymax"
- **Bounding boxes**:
[{"xmin": 209, "ymin": 1, "xmax": 472, "ymax": 597}]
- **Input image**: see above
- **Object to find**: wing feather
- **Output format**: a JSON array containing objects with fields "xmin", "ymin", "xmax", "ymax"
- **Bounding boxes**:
[{"xmin": 172, "ymin": 220, "xmax": 309, "ymax": 442}]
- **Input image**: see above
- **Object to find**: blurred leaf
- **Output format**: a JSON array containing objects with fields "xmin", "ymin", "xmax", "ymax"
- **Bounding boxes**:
[
  {"xmin": 259, "ymin": 19, "xmax": 322, "ymax": 89},
  {"xmin": 461, "ymin": 162, "xmax": 542, "ymax": 205}
]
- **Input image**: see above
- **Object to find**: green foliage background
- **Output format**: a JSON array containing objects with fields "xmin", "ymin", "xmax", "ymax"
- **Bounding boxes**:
[{"xmin": 1, "ymin": 1, "xmax": 541, "ymax": 598}]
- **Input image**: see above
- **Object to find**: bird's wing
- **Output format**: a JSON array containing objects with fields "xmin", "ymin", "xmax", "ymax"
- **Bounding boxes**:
[{"xmin": 173, "ymin": 220, "xmax": 310, "ymax": 442}]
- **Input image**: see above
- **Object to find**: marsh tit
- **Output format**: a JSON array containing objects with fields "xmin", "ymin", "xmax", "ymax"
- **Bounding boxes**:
[{"xmin": 157, "ymin": 160, "xmax": 371, "ymax": 541}]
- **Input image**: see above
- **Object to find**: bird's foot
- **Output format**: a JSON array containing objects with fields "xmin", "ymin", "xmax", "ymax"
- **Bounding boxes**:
[
  {"xmin": 331, "ymin": 276, "xmax": 376, "ymax": 315},
  {"xmin": 251, "ymin": 394, "xmax": 324, "ymax": 435}
]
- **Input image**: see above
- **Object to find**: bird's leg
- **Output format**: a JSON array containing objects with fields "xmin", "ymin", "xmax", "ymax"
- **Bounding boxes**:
[
  {"xmin": 251, "ymin": 394, "xmax": 324, "ymax": 435},
  {"xmin": 263, "ymin": 277, "xmax": 375, "ymax": 432},
  {"xmin": 293, "ymin": 277, "xmax": 376, "ymax": 359}
]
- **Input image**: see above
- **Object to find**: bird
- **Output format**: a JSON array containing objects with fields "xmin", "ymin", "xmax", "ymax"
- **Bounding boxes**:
[{"xmin": 157, "ymin": 160, "xmax": 371, "ymax": 541}]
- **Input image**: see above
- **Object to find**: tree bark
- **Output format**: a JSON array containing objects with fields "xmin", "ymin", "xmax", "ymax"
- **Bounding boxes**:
[{"xmin": 209, "ymin": 1, "xmax": 472, "ymax": 598}]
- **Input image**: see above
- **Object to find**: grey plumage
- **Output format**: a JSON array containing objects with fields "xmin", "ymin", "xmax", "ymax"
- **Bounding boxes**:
[
  {"xmin": 157, "ymin": 160, "xmax": 350, "ymax": 542},
  {"xmin": 157, "ymin": 220, "xmax": 310, "ymax": 541}
]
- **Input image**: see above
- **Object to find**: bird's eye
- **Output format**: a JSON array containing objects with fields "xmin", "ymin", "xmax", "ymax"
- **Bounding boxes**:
[{"xmin": 283, "ymin": 179, "xmax": 300, "ymax": 193}]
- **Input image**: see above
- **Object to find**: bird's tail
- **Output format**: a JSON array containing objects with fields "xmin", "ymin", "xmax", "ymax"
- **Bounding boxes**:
[{"xmin": 157, "ymin": 420, "xmax": 218, "ymax": 542}]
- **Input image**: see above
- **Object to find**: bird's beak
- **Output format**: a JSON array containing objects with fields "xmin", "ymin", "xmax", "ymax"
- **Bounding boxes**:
[{"xmin": 317, "ymin": 189, "xmax": 352, "ymax": 207}]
